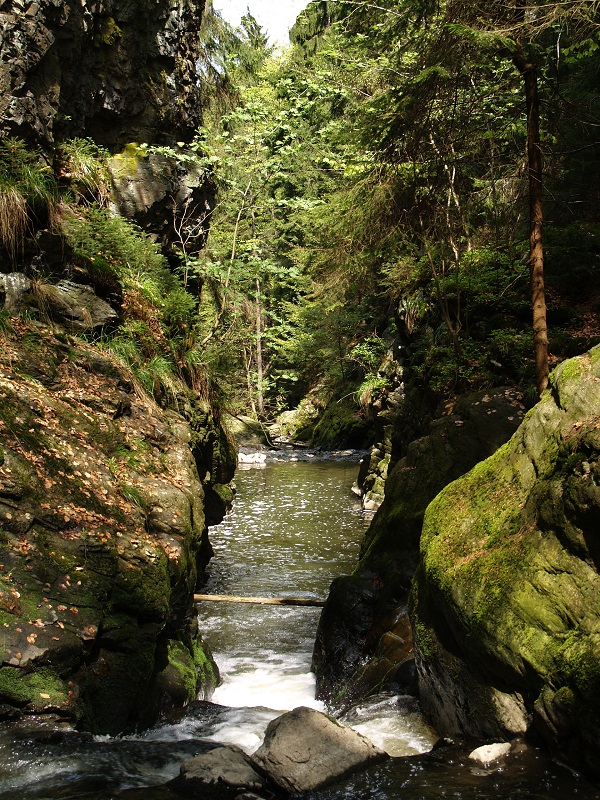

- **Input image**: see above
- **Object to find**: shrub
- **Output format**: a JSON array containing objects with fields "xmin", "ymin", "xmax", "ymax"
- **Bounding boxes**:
[
  {"xmin": 57, "ymin": 138, "xmax": 111, "ymax": 206},
  {"xmin": 0, "ymin": 138, "xmax": 59, "ymax": 262}
]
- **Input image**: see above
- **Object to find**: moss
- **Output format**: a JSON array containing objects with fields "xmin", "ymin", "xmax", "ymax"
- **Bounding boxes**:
[
  {"xmin": 552, "ymin": 352, "xmax": 588, "ymax": 387},
  {"xmin": 0, "ymin": 666, "xmax": 70, "ymax": 707},
  {"xmin": 94, "ymin": 16, "xmax": 123, "ymax": 47},
  {"xmin": 166, "ymin": 640, "xmax": 198, "ymax": 700},
  {"xmin": 311, "ymin": 400, "xmax": 370, "ymax": 450},
  {"xmin": 110, "ymin": 143, "xmax": 147, "ymax": 179},
  {"xmin": 111, "ymin": 553, "xmax": 171, "ymax": 619},
  {"xmin": 413, "ymin": 351, "xmax": 600, "ymax": 756},
  {"xmin": 192, "ymin": 638, "xmax": 219, "ymax": 696},
  {"xmin": 557, "ymin": 631, "xmax": 600, "ymax": 701}
]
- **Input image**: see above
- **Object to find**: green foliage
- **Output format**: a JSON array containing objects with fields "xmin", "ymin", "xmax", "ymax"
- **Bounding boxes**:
[
  {"xmin": 0, "ymin": 138, "xmax": 59, "ymax": 262},
  {"xmin": 356, "ymin": 373, "xmax": 389, "ymax": 410},
  {"xmin": 348, "ymin": 337, "xmax": 388, "ymax": 372},
  {"xmin": 57, "ymin": 138, "xmax": 111, "ymax": 205},
  {"xmin": 62, "ymin": 206, "xmax": 170, "ymax": 286}
]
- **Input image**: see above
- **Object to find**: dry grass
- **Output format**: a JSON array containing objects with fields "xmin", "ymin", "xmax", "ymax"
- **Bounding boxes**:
[{"xmin": 0, "ymin": 187, "xmax": 27, "ymax": 262}]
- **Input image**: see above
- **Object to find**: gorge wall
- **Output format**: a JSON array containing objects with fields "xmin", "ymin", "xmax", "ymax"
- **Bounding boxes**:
[
  {"xmin": 0, "ymin": 0, "xmax": 238, "ymax": 733},
  {"xmin": 413, "ymin": 346, "xmax": 600, "ymax": 777},
  {"xmin": 1, "ymin": 0, "xmax": 205, "ymax": 149}
]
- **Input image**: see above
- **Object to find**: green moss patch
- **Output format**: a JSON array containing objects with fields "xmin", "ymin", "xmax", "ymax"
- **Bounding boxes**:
[{"xmin": 0, "ymin": 666, "xmax": 70, "ymax": 709}]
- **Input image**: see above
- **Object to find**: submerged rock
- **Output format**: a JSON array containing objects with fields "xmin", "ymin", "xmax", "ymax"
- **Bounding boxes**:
[
  {"xmin": 413, "ymin": 346, "xmax": 600, "ymax": 777},
  {"xmin": 251, "ymin": 706, "xmax": 388, "ymax": 793},
  {"xmin": 170, "ymin": 745, "xmax": 267, "ymax": 799}
]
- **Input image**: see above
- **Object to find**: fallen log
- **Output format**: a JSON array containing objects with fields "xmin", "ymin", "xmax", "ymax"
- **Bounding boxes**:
[{"xmin": 194, "ymin": 594, "xmax": 325, "ymax": 607}]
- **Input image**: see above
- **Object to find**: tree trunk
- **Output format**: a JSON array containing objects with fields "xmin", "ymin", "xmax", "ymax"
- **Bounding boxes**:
[
  {"xmin": 256, "ymin": 277, "xmax": 264, "ymax": 416},
  {"xmin": 513, "ymin": 46, "xmax": 549, "ymax": 394}
]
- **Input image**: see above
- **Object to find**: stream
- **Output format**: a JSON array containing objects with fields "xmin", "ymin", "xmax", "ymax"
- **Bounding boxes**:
[{"xmin": 0, "ymin": 457, "xmax": 598, "ymax": 799}]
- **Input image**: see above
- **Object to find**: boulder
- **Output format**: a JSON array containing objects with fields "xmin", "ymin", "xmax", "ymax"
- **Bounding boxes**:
[
  {"xmin": 412, "ymin": 346, "xmax": 600, "ymax": 777},
  {"xmin": 313, "ymin": 388, "xmax": 525, "ymax": 708},
  {"xmin": 170, "ymin": 745, "xmax": 266, "ymax": 799},
  {"xmin": 469, "ymin": 743, "xmax": 512, "ymax": 766},
  {"xmin": 35, "ymin": 281, "xmax": 118, "ymax": 330},
  {"xmin": 0, "ymin": 272, "xmax": 32, "ymax": 312},
  {"xmin": 251, "ymin": 706, "xmax": 388, "ymax": 793}
]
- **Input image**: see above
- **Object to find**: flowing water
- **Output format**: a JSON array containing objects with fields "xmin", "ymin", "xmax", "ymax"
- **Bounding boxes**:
[{"xmin": 0, "ymin": 456, "xmax": 598, "ymax": 799}]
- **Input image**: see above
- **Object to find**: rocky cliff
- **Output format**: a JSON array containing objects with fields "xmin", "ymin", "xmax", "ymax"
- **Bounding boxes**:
[
  {"xmin": 1, "ymin": 0, "xmax": 205, "ymax": 149},
  {"xmin": 0, "ymin": 0, "xmax": 240, "ymax": 735},
  {"xmin": 412, "ymin": 347, "xmax": 600, "ymax": 777},
  {"xmin": 0, "ymin": 317, "xmax": 235, "ymax": 734},
  {"xmin": 1, "ymin": 0, "xmax": 214, "ymax": 266}
]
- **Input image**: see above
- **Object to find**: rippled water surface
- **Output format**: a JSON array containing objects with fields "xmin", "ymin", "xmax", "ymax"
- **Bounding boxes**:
[{"xmin": 0, "ymin": 458, "xmax": 598, "ymax": 799}]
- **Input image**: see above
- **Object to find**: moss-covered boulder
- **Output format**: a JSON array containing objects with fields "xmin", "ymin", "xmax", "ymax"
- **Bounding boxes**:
[
  {"xmin": 412, "ymin": 346, "xmax": 600, "ymax": 776},
  {"xmin": 0, "ymin": 320, "xmax": 230, "ymax": 734},
  {"xmin": 313, "ymin": 388, "xmax": 525, "ymax": 708}
]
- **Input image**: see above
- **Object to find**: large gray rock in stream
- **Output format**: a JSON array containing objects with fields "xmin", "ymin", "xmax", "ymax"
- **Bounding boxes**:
[
  {"xmin": 170, "ymin": 745, "xmax": 267, "ymax": 798},
  {"xmin": 251, "ymin": 706, "xmax": 388, "ymax": 793}
]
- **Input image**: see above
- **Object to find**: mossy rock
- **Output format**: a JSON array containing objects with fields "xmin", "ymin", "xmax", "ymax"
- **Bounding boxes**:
[
  {"xmin": 0, "ymin": 667, "xmax": 72, "ymax": 711},
  {"xmin": 413, "ymin": 346, "xmax": 600, "ymax": 777},
  {"xmin": 311, "ymin": 400, "xmax": 371, "ymax": 450},
  {"xmin": 0, "ymin": 320, "xmax": 224, "ymax": 735},
  {"xmin": 153, "ymin": 636, "xmax": 219, "ymax": 715},
  {"xmin": 314, "ymin": 388, "xmax": 525, "ymax": 706}
]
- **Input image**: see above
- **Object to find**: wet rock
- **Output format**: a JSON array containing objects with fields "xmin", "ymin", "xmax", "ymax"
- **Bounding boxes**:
[
  {"xmin": 469, "ymin": 743, "xmax": 512, "ymax": 766},
  {"xmin": 170, "ymin": 745, "xmax": 267, "ymax": 799},
  {"xmin": 251, "ymin": 706, "xmax": 388, "ymax": 793}
]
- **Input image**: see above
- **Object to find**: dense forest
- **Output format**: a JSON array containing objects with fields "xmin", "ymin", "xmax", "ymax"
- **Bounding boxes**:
[
  {"xmin": 172, "ymin": 0, "xmax": 600, "ymax": 428},
  {"xmin": 2, "ymin": 0, "xmax": 600, "ymax": 438}
]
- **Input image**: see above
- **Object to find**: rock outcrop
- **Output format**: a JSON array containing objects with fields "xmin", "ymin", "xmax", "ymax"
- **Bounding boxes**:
[
  {"xmin": 171, "ymin": 745, "xmax": 267, "ymax": 799},
  {"xmin": 1, "ymin": 0, "xmax": 215, "ymax": 268},
  {"xmin": 0, "ymin": 318, "xmax": 233, "ymax": 734},
  {"xmin": 412, "ymin": 346, "xmax": 600, "ymax": 777},
  {"xmin": 313, "ymin": 388, "xmax": 525, "ymax": 708},
  {"xmin": 1, "ymin": 0, "xmax": 205, "ymax": 149}
]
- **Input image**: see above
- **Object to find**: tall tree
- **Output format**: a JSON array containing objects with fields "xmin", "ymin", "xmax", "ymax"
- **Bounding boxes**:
[{"xmin": 511, "ymin": 14, "xmax": 549, "ymax": 392}]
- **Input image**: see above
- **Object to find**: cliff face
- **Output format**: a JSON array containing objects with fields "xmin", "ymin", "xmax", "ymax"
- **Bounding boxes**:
[
  {"xmin": 0, "ymin": 319, "xmax": 236, "ymax": 734},
  {"xmin": 413, "ymin": 347, "xmax": 600, "ymax": 777},
  {"xmin": 0, "ymin": 0, "xmax": 239, "ymax": 735},
  {"xmin": 0, "ymin": 0, "xmax": 205, "ymax": 149}
]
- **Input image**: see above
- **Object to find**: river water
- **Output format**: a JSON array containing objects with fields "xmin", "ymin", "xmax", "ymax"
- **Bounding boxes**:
[{"xmin": 0, "ymin": 457, "xmax": 598, "ymax": 799}]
